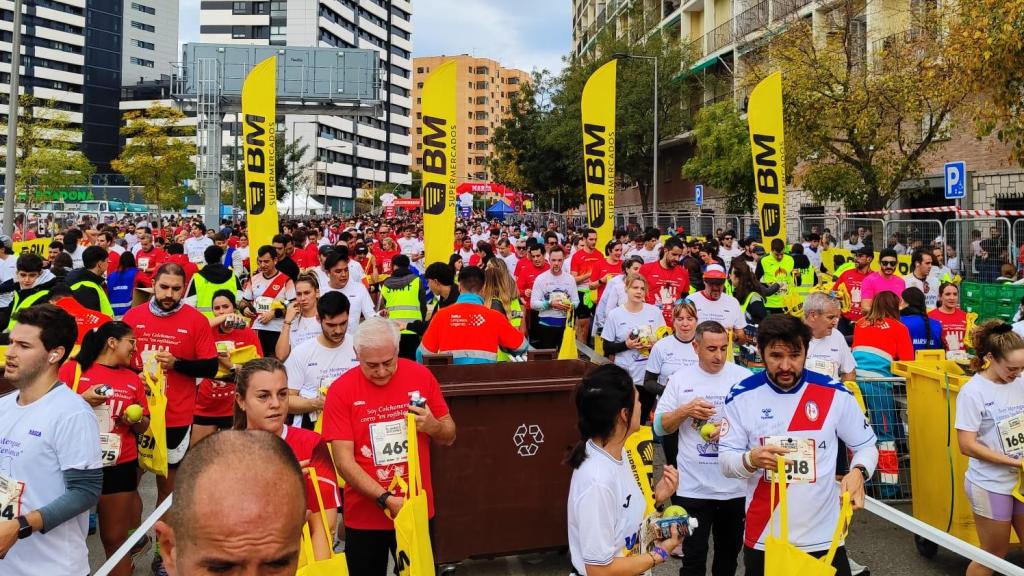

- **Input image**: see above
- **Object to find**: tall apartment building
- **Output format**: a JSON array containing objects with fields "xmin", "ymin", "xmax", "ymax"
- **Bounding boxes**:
[
  {"xmin": 122, "ymin": 0, "xmax": 178, "ymax": 83},
  {"xmin": 199, "ymin": 0, "xmax": 413, "ymax": 214},
  {"xmin": 570, "ymin": 0, "xmax": 1024, "ymax": 219},
  {"xmin": 411, "ymin": 55, "xmax": 530, "ymax": 183},
  {"xmin": 0, "ymin": 0, "xmax": 179, "ymax": 179}
]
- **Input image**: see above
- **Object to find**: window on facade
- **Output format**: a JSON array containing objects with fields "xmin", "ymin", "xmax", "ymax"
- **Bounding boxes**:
[
  {"xmin": 130, "ymin": 21, "xmax": 155, "ymax": 32},
  {"xmin": 131, "ymin": 38, "xmax": 155, "ymax": 50},
  {"xmin": 231, "ymin": 26, "xmax": 247, "ymax": 38},
  {"xmin": 232, "ymin": 2, "xmax": 248, "ymax": 14},
  {"xmin": 131, "ymin": 2, "xmax": 155, "ymax": 15},
  {"xmin": 130, "ymin": 57, "xmax": 154, "ymax": 68}
]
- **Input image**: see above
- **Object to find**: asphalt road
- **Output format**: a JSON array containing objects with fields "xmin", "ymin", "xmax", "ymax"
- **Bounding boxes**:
[{"xmin": 88, "ymin": 474, "xmax": 1002, "ymax": 576}]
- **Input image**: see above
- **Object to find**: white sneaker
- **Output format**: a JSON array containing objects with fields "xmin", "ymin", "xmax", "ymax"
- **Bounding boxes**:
[{"xmin": 848, "ymin": 556, "xmax": 870, "ymax": 576}]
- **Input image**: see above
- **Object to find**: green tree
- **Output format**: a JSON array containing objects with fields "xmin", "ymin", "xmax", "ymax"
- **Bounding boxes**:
[
  {"xmin": 112, "ymin": 104, "xmax": 196, "ymax": 224},
  {"xmin": 682, "ymin": 101, "xmax": 755, "ymax": 213},
  {"xmin": 746, "ymin": 1, "xmax": 970, "ymax": 210},
  {"xmin": 952, "ymin": 1, "xmax": 1024, "ymax": 164},
  {"xmin": 0, "ymin": 95, "xmax": 95, "ymax": 209},
  {"xmin": 491, "ymin": 8, "xmax": 696, "ymax": 213}
]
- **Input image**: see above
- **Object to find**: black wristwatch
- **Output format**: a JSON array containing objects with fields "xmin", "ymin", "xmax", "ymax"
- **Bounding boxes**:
[
  {"xmin": 376, "ymin": 491, "xmax": 393, "ymax": 510},
  {"xmin": 852, "ymin": 465, "xmax": 870, "ymax": 482},
  {"xmin": 16, "ymin": 515, "xmax": 32, "ymax": 539}
]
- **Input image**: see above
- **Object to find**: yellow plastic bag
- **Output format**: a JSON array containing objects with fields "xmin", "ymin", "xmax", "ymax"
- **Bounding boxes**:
[
  {"xmin": 765, "ymin": 456, "xmax": 852, "ymax": 576},
  {"xmin": 557, "ymin": 307, "xmax": 578, "ymax": 360},
  {"xmin": 297, "ymin": 468, "xmax": 348, "ymax": 576},
  {"xmin": 1012, "ymin": 463, "xmax": 1024, "ymax": 503},
  {"xmin": 137, "ymin": 367, "xmax": 168, "ymax": 478},
  {"xmin": 215, "ymin": 344, "xmax": 260, "ymax": 378},
  {"xmin": 386, "ymin": 413, "xmax": 435, "ymax": 576}
]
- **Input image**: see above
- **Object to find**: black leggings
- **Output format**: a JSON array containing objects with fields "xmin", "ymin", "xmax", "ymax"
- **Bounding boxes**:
[
  {"xmin": 672, "ymin": 496, "xmax": 745, "ymax": 576},
  {"xmin": 638, "ymin": 386, "xmax": 657, "ymax": 426},
  {"xmin": 256, "ymin": 329, "xmax": 281, "ymax": 359}
]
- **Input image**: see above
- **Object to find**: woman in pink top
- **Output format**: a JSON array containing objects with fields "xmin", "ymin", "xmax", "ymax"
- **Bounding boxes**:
[{"xmin": 860, "ymin": 248, "xmax": 906, "ymax": 315}]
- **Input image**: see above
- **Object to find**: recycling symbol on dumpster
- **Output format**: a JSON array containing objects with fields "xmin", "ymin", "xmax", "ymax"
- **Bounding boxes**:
[{"xmin": 513, "ymin": 424, "xmax": 544, "ymax": 457}]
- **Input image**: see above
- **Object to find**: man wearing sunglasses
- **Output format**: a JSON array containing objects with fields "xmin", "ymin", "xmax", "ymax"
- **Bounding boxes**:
[{"xmin": 860, "ymin": 248, "xmax": 906, "ymax": 315}]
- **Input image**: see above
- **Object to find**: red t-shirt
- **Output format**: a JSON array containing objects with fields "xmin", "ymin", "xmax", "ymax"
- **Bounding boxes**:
[
  {"xmin": 134, "ymin": 247, "xmax": 168, "ymax": 287},
  {"xmin": 375, "ymin": 249, "xmax": 401, "ymax": 276},
  {"xmin": 124, "ymin": 303, "xmax": 218, "ymax": 427},
  {"xmin": 59, "ymin": 362, "xmax": 149, "ymax": 466},
  {"xmin": 166, "ymin": 254, "xmax": 198, "ymax": 287},
  {"xmin": 293, "ymin": 245, "xmax": 319, "ymax": 269},
  {"xmin": 570, "ymin": 248, "xmax": 603, "ymax": 291},
  {"xmin": 639, "ymin": 261, "xmax": 691, "ymax": 324},
  {"xmin": 590, "ymin": 258, "xmax": 622, "ymax": 302},
  {"xmin": 322, "ymin": 360, "xmax": 450, "ymax": 530},
  {"xmin": 515, "ymin": 260, "xmax": 549, "ymax": 300},
  {"xmin": 282, "ymin": 425, "xmax": 342, "ymax": 512},
  {"xmin": 834, "ymin": 268, "xmax": 870, "ymax": 322},
  {"xmin": 195, "ymin": 327, "xmax": 263, "ymax": 418},
  {"xmin": 929, "ymin": 308, "xmax": 969, "ymax": 352}
]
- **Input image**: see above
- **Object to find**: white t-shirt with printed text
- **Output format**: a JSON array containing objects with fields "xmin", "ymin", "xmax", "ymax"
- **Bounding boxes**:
[
  {"xmin": 657, "ymin": 363, "xmax": 751, "ymax": 499},
  {"xmin": 956, "ymin": 373, "xmax": 1024, "ymax": 494},
  {"xmin": 601, "ymin": 304, "xmax": 667, "ymax": 385},
  {"xmin": 688, "ymin": 291, "xmax": 747, "ymax": 331},
  {"xmin": 567, "ymin": 441, "xmax": 646, "ymax": 574},
  {"xmin": 807, "ymin": 331, "xmax": 856, "ymax": 381},
  {"xmin": 285, "ymin": 336, "xmax": 359, "ymax": 427},
  {"xmin": 645, "ymin": 335, "xmax": 698, "ymax": 388},
  {"xmin": 0, "ymin": 385, "xmax": 102, "ymax": 575}
]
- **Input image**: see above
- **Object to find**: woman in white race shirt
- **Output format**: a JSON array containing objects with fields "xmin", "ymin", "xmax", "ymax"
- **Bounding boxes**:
[
  {"xmin": 644, "ymin": 301, "xmax": 699, "ymax": 469},
  {"xmin": 601, "ymin": 273, "xmax": 669, "ymax": 425},
  {"xmin": 956, "ymin": 320, "xmax": 1024, "ymax": 576},
  {"xmin": 567, "ymin": 363, "xmax": 683, "ymax": 575},
  {"xmin": 592, "ymin": 256, "xmax": 643, "ymax": 341}
]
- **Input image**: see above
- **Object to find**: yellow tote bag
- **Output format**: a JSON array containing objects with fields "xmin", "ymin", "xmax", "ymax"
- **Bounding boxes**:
[
  {"xmin": 296, "ymin": 468, "xmax": 349, "ymax": 576},
  {"xmin": 137, "ymin": 367, "xmax": 168, "ymax": 478},
  {"xmin": 765, "ymin": 456, "xmax": 852, "ymax": 576},
  {"xmin": 557, "ymin": 307, "xmax": 578, "ymax": 360},
  {"xmin": 386, "ymin": 413, "xmax": 435, "ymax": 576}
]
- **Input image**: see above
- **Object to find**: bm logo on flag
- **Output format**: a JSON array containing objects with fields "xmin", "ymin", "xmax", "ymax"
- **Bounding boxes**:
[
  {"xmin": 423, "ymin": 182, "xmax": 447, "ymax": 216},
  {"xmin": 761, "ymin": 204, "xmax": 782, "ymax": 236},
  {"xmin": 588, "ymin": 194, "xmax": 606, "ymax": 228}
]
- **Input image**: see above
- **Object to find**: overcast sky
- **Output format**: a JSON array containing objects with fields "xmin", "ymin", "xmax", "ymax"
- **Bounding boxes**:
[{"xmin": 178, "ymin": 0, "xmax": 570, "ymax": 74}]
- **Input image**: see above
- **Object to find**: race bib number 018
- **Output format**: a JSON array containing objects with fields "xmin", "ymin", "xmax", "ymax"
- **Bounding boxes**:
[
  {"xmin": 762, "ymin": 436, "xmax": 817, "ymax": 484},
  {"xmin": 370, "ymin": 419, "xmax": 409, "ymax": 467},
  {"xmin": 998, "ymin": 415, "xmax": 1024, "ymax": 459}
]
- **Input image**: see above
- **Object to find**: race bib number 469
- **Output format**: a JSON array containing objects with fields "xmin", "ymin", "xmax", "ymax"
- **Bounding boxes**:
[
  {"xmin": 370, "ymin": 419, "xmax": 409, "ymax": 467},
  {"xmin": 762, "ymin": 436, "xmax": 817, "ymax": 484}
]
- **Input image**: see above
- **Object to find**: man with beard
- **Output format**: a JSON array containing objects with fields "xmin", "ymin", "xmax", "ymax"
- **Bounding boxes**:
[
  {"xmin": 123, "ymin": 263, "xmax": 218, "ymax": 576},
  {"xmin": 131, "ymin": 227, "xmax": 168, "ymax": 288},
  {"xmin": 640, "ymin": 237, "xmax": 691, "ymax": 326},
  {"xmin": 240, "ymin": 246, "xmax": 297, "ymax": 356},
  {"xmin": 719, "ymin": 314, "xmax": 878, "ymax": 576},
  {"xmin": 0, "ymin": 304, "xmax": 101, "ymax": 575}
]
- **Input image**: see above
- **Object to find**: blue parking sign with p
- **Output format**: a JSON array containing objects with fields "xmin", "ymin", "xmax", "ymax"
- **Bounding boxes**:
[
  {"xmin": 945, "ymin": 161, "xmax": 966, "ymax": 199},
  {"xmin": 695, "ymin": 184, "xmax": 704, "ymax": 206}
]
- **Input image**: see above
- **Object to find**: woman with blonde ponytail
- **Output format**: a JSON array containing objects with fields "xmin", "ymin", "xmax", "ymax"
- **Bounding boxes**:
[{"xmin": 956, "ymin": 320, "xmax": 1024, "ymax": 576}]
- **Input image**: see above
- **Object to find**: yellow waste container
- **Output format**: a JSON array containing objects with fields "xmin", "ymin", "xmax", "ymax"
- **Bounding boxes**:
[{"xmin": 894, "ymin": 351, "xmax": 1019, "ymax": 558}]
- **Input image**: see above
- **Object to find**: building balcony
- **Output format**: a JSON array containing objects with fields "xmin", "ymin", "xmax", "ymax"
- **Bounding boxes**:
[
  {"xmin": 736, "ymin": 0, "xmax": 769, "ymax": 37},
  {"xmin": 771, "ymin": 0, "xmax": 812, "ymax": 21},
  {"xmin": 689, "ymin": 34, "xmax": 706, "ymax": 59},
  {"xmin": 708, "ymin": 18, "xmax": 735, "ymax": 53}
]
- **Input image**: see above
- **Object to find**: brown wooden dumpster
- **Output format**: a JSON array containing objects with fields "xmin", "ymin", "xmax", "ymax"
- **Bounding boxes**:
[{"xmin": 427, "ymin": 358, "xmax": 593, "ymax": 566}]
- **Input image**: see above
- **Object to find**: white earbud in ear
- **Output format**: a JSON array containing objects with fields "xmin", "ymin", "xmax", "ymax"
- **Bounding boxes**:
[{"xmin": 49, "ymin": 353, "xmax": 57, "ymax": 362}]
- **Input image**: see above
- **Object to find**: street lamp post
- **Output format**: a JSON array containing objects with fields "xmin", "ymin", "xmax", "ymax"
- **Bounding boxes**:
[{"xmin": 614, "ymin": 53, "xmax": 659, "ymax": 230}]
